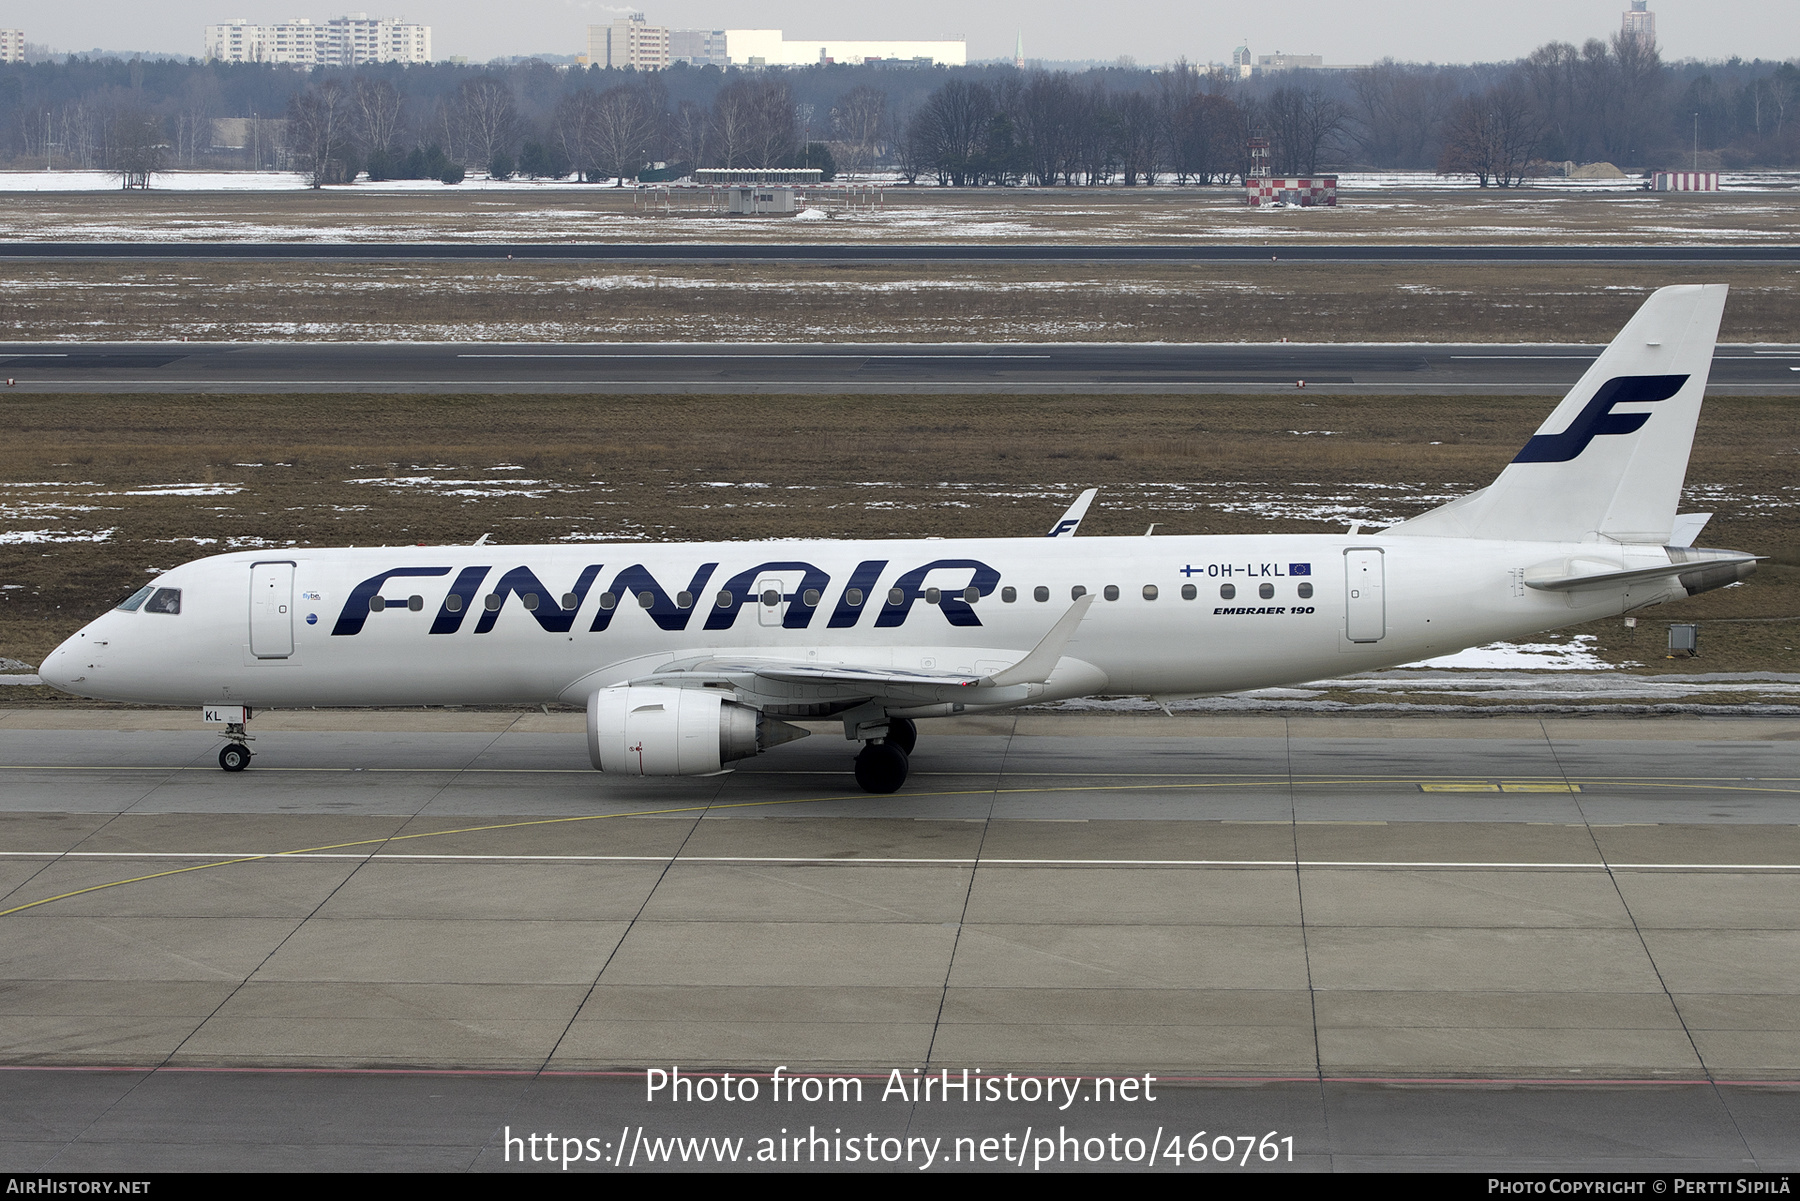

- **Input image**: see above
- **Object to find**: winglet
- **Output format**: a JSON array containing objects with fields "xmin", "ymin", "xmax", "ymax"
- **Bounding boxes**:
[
  {"xmin": 984, "ymin": 593, "xmax": 1095, "ymax": 687},
  {"xmin": 1046, "ymin": 488, "xmax": 1097, "ymax": 538}
]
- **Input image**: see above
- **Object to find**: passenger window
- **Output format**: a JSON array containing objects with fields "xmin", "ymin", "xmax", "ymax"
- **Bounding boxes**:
[
  {"xmin": 1002, "ymin": 586, "xmax": 1017, "ymax": 603},
  {"xmin": 370, "ymin": 595, "xmax": 387, "ymax": 612},
  {"xmin": 1034, "ymin": 586, "xmax": 1049, "ymax": 602},
  {"xmin": 846, "ymin": 588, "xmax": 864, "ymax": 607},
  {"xmin": 803, "ymin": 588, "xmax": 821, "ymax": 607},
  {"xmin": 716, "ymin": 590, "xmax": 732, "ymax": 608},
  {"xmin": 523, "ymin": 592, "xmax": 541, "ymax": 611},
  {"xmin": 1298, "ymin": 582, "xmax": 1313, "ymax": 599},
  {"xmin": 116, "ymin": 585, "xmax": 155, "ymax": 612},
  {"xmin": 445, "ymin": 594, "xmax": 464, "ymax": 613},
  {"xmin": 925, "ymin": 587, "xmax": 941, "ymax": 605},
  {"xmin": 1259, "ymin": 583, "xmax": 1274, "ymax": 600},
  {"xmin": 963, "ymin": 586, "xmax": 979, "ymax": 603},
  {"xmin": 888, "ymin": 587, "xmax": 904, "ymax": 606},
  {"xmin": 1143, "ymin": 584, "xmax": 1158, "ymax": 600},
  {"xmin": 565, "ymin": 592, "xmax": 583, "ymax": 610},
  {"xmin": 144, "ymin": 587, "xmax": 182, "ymax": 615},
  {"xmin": 638, "ymin": 591, "xmax": 655, "ymax": 609},
  {"xmin": 485, "ymin": 593, "xmax": 503, "ymax": 611},
  {"xmin": 1071, "ymin": 585, "xmax": 1087, "ymax": 599},
  {"xmin": 1220, "ymin": 583, "xmax": 1236, "ymax": 600},
  {"xmin": 598, "ymin": 592, "xmax": 617, "ymax": 610},
  {"xmin": 1103, "ymin": 585, "xmax": 1120, "ymax": 601},
  {"xmin": 408, "ymin": 595, "xmax": 424, "ymax": 612},
  {"xmin": 1181, "ymin": 584, "xmax": 1197, "ymax": 600},
  {"xmin": 760, "ymin": 589, "xmax": 780, "ymax": 606}
]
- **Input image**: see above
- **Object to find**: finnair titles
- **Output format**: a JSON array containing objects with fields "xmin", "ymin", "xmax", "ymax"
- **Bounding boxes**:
[{"xmin": 41, "ymin": 286, "xmax": 1755, "ymax": 793}]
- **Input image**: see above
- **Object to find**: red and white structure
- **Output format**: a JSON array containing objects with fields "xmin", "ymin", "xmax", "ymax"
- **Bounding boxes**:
[
  {"xmin": 1653, "ymin": 171, "xmax": 1720, "ymax": 192},
  {"xmin": 1246, "ymin": 176, "xmax": 1339, "ymax": 207}
]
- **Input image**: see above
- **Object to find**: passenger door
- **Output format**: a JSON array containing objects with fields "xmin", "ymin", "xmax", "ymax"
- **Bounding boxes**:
[
  {"xmin": 1344, "ymin": 548, "xmax": 1386, "ymax": 643},
  {"xmin": 249, "ymin": 561, "xmax": 295, "ymax": 658}
]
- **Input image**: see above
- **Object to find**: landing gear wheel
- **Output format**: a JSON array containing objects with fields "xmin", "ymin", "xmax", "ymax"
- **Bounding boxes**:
[
  {"xmin": 854, "ymin": 742, "xmax": 909, "ymax": 794},
  {"xmin": 219, "ymin": 743, "xmax": 252, "ymax": 772},
  {"xmin": 886, "ymin": 717, "xmax": 918, "ymax": 755}
]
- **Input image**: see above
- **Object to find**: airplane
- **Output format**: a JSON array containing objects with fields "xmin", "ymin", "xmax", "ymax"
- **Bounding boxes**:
[{"xmin": 37, "ymin": 284, "xmax": 1756, "ymax": 793}]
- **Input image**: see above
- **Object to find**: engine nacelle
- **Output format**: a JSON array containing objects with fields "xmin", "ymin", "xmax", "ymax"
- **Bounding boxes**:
[{"xmin": 586, "ymin": 686, "xmax": 806, "ymax": 775}]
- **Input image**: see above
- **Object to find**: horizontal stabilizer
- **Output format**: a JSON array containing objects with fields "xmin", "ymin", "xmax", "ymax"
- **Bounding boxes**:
[{"xmin": 1524, "ymin": 551, "xmax": 1758, "ymax": 592}]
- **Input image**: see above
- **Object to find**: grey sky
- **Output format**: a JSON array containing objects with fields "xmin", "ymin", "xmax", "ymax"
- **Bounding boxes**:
[{"xmin": 8, "ymin": 1, "xmax": 1793, "ymax": 67}]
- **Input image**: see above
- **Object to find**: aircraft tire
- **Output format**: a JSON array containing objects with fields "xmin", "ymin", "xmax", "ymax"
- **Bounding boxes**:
[
  {"xmin": 886, "ymin": 717, "xmax": 918, "ymax": 755},
  {"xmin": 854, "ymin": 742, "xmax": 909, "ymax": 794},
  {"xmin": 219, "ymin": 743, "xmax": 251, "ymax": 772}
]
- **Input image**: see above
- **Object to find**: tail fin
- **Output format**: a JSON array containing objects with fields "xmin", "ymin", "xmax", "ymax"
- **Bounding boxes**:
[{"xmin": 1387, "ymin": 284, "xmax": 1727, "ymax": 544}]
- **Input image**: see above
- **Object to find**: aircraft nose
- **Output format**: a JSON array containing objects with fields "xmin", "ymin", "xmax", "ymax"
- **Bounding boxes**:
[{"xmin": 37, "ymin": 636, "xmax": 85, "ymax": 695}]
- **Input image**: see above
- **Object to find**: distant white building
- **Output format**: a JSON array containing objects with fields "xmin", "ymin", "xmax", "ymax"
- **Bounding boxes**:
[
  {"xmin": 723, "ymin": 29, "xmax": 965, "ymax": 67},
  {"xmin": 203, "ymin": 14, "xmax": 431, "ymax": 65},
  {"xmin": 670, "ymin": 28, "xmax": 727, "ymax": 68},
  {"xmin": 0, "ymin": 29, "xmax": 24, "ymax": 64},
  {"xmin": 1623, "ymin": 1, "xmax": 1656, "ymax": 50},
  {"xmin": 589, "ymin": 15, "xmax": 670, "ymax": 70},
  {"xmin": 1256, "ymin": 52, "xmax": 1324, "ymax": 71}
]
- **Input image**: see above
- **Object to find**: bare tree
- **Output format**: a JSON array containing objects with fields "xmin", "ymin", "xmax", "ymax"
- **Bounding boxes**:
[
  {"xmin": 668, "ymin": 99, "xmax": 707, "ymax": 171},
  {"xmin": 1265, "ymin": 85, "xmax": 1349, "ymax": 174},
  {"xmin": 829, "ymin": 85, "xmax": 887, "ymax": 179},
  {"xmin": 352, "ymin": 76, "xmax": 405, "ymax": 157},
  {"xmin": 109, "ymin": 109, "xmax": 163, "ymax": 188},
  {"xmin": 453, "ymin": 76, "xmax": 520, "ymax": 166},
  {"xmin": 286, "ymin": 79, "xmax": 355, "ymax": 187},
  {"xmin": 553, "ymin": 90, "xmax": 600, "ymax": 175},
  {"xmin": 1439, "ymin": 81, "xmax": 1545, "ymax": 186},
  {"xmin": 589, "ymin": 86, "xmax": 654, "ymax": 183},
  {"xmin": 1348, "ymin": 61, "xmax": 1457, "ymax": 168},
  {"xmin": 709, "ymin": 83, "xmax": 751, "ymax": 168}
]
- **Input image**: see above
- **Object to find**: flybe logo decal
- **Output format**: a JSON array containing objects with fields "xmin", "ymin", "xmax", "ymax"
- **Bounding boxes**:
[
  {"xmin": 331, "ymin": 559, "xmax": 1000, "ymax": 636},
  {"xmin": 1512, "ymin": 375, "xmax": 1689, "ymax": 464}
]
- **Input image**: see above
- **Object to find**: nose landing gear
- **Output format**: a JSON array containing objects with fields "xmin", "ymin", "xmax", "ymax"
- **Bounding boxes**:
[{"xmin": 218, "ymin": 720, "xmax": 254, "ymax": 772}]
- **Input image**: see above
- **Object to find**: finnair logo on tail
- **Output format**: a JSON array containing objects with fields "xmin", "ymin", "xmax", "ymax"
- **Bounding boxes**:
[{"xmin": 1512, "ymin": 375, "xmax": 1689, "ymax": 464}]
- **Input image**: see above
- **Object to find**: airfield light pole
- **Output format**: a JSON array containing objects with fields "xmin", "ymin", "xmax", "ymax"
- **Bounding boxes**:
[{"xmin": 1693, "ymin": 111, "xmax": 1699, "ymax": 171}]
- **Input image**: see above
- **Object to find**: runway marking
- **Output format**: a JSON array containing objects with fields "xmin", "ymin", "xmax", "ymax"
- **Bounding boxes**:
[
  {"xmin": 454, "ymin": 353, "xmax": 1054, "ymax": 361},
  {"xmin": 1420, "ymin": 782, "xmax": 1583, "ymax": 792},
  {"xmin": 3, "ymin": 850, "xmax": 1799, "ymax": 870},
  {"xmin": 6, "ymin": 772, "xmax": 1799, "ymax": 917}
]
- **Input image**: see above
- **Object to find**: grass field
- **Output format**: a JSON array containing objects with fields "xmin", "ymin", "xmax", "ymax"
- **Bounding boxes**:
[
  {"xmin": 0, "ymin": 184, "xmax": 1796, "ymax": 245},
  {"xmin": 4, "ymin": 260, "xmax": 1797, "ymax": 343},
  {"xmin": 3, "ymin": 390, "xmax": 1796, "ymax": 702}
]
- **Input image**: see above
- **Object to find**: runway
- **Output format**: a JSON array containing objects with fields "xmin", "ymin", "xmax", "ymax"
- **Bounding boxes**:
[
  {"xmin": 5, "ymin": 241, "xmax": 1800, "ymax": 264},
  {"xmin": 3, "ymin": 709, "xmax": 1800, "ymax": 1170},
  {"xmin": 4, "ymin": 340, "xmax": 1798, "ymax": 395}
]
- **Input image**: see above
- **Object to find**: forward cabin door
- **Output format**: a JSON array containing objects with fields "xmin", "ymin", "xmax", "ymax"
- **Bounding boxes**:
[
  {"xmin": 249, "ymin": 561, "xmax": 295, "ymax": 658},
  {"xmin": 1344, "ymin": 548, "xmax": 1386, "ymax": 643}
]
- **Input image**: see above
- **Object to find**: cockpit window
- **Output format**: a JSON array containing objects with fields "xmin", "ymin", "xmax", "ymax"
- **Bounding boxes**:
[
  {"xmin": 116, "ymin": 585, "xmax": 155, "ymax": 612},
  {"xmin": 144, "ymin": 587, "xmax": 182, "ymax": 615}
]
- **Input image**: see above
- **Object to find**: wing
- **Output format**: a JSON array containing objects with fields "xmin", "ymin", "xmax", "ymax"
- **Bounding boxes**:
[{"xmin": 625, "ymin": 594, "xmax": 1097, "ymax": 706}]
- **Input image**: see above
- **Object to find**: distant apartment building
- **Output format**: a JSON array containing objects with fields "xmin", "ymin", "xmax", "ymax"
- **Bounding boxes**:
[
  {"xmin": 723, "ymin": 29, "xmax": 965, "ymax": 67},
  {"xmin": 669, "ymin": 28, "xmax": 727, "ymax": 68},
  {"xmin": 1623, "ymin": 1, "xmax": 1656, "ymax": 50},
  {"xmin": 202, "ymin": 14, "xmax": 431, "ymax": 65},
  {"xmin": 0, "ymin": 29, "xmax": 24, "ymax": 63},
  {"xmin": 588, "ymin": 14, "xmax": 671, "ymax": 70}
]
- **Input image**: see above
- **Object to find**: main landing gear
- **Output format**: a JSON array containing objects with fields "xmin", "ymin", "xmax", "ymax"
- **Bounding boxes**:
[{"xmin": 853, "ymin": 717, "xmax": 917, "ymax": 794}]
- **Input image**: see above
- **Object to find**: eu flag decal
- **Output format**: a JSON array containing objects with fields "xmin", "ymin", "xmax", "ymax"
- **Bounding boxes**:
[{"xmin": 1289, "ymin": 563, "xmax": 1312, "ymax": 576}]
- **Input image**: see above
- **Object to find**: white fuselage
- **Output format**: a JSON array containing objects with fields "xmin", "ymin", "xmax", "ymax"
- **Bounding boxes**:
[{"xmin": 40, "ymin": 533, "xmax": 1680, "ymax": 711}]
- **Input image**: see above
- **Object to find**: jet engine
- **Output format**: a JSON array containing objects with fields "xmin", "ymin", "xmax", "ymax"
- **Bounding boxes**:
[{"xmin": 586, "ymin": 686, "xmax": 809, "ymax": 776}]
